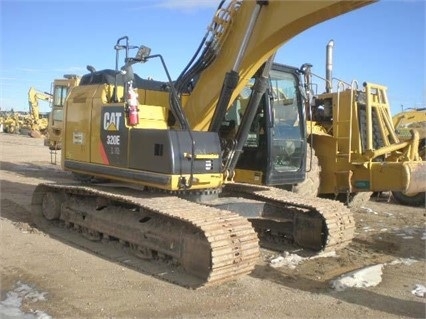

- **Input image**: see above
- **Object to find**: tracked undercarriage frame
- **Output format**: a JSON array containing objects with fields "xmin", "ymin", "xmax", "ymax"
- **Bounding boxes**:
[
  {"xmin": 220, "ymin": 183, "xmax": 355, "ymax": 253},
  {"xmin": 32, "ymin": 182, "xmax": 355, "ymax": 288},
  {"xmin": 32, "ymin": 183, "xmax": 259, "ymax": 288}
]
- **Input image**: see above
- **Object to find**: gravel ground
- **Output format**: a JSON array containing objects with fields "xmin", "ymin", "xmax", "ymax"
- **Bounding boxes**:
[{"xmin": 1, "ymin": 133, "xmax": 425, "ymax": 318}]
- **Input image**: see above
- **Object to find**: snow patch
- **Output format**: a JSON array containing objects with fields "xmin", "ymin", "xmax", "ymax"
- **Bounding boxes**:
[
  {"xmin": 269, "ymin": 253, "xmax": 304, "ymax": 269},
  {"xmin": 388, "ymin": 258, "xmax": 418, "ymax": 266},
  {"xmin": 331, "ymin": 258, "xmax": 420, "ymax": 292},
  {"xmin": 360, "ymin": 206, "xmax": 378, "ymax": 214},
  {"xmin": 0, "ymin": 281, "xmax": 51, "ymax": 319},
  {"xmin": 269, "ymin": 251, "xmax": 337, "ymax": 269},
  {"xmin": 411, "ymin": 284, "xmax": 426, "ymax": 298},
  {"xmin": 392, "ymin": 227, "xmax": 423, "ymax": 240},
  {"xmin": 330, "ymin": 264, "xmax": 384, "ymax": 292}
]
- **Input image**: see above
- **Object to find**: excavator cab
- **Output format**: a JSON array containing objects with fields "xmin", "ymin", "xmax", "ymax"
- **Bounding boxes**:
[{"xmin": 225, "ymin": 63, "xmax": 307, "ymax": 186}]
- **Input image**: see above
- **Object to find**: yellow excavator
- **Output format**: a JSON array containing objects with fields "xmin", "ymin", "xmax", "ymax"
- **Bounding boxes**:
[
  {"xmin": 27, "ymin": 87, "xmax": 51, "ymax": 138},
  {"xmin": 32, "ymin": 0, "xmax": 376, "ymax": 288},
  {"xmin": 44, "ymin": 75, "xmax": 81, "ymax": 151}
]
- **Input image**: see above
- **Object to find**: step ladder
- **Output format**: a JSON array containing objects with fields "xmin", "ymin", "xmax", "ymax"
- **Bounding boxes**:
[{"xmin": 334, "ymin": 80, "xmax": 358, "ymax": 164}]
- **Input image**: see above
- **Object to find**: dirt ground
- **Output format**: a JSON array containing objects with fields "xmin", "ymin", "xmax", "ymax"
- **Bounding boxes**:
[{"xmin": 1, "ymin": 133, "xmax": 425, "ymax": 319}]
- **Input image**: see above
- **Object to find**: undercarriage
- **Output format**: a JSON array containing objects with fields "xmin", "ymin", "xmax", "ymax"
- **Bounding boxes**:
[{"xmin": 32, "ymin": 182, "xmax": 355, "ymax": 288}]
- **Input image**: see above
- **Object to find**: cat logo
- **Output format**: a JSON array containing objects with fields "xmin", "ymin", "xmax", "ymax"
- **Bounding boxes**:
[{"xmin": 103, "ymin": 112, "xmax": 122, "ymax": 131}]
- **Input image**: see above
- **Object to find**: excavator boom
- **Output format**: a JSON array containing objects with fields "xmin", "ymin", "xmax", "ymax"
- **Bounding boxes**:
[
  {"xmin": 27, "ymin": 87, "xmax": 52, "ymax": 137},
  {"xmin": 182, "ymin": 0, "xmax": 375, "ymax": 131},
  {"xmin": 28, "ymin": 87, "xmax": 52, "ymax": 122}
]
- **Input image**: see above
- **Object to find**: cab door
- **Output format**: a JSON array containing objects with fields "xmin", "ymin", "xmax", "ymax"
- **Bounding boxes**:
[{"xmin": 236, "ymin": 64, "xmax": 307, "ymax": 186}]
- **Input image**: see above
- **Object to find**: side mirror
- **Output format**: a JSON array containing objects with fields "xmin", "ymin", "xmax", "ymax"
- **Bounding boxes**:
[
  {"xmin": 135, "ymin": 45, "xmax": 151, "ymax": 62},
  {"xmin": 123, "ymin": 45, "xmax": 152, "ymax": 66}
]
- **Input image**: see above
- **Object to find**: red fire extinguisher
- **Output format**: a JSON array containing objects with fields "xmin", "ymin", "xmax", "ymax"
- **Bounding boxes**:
[{"xmin": 127, "ymin": 81, "xmax": 139, "ymax": 126}]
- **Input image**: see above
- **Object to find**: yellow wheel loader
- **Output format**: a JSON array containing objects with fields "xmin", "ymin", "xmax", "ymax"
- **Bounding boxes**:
[{"xmin": 31, "ymin": 0, "xmax": 376, "ymax": 288}]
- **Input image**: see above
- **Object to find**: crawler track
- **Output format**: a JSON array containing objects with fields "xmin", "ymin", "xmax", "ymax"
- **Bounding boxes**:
[
  {"xmin": 31, "ymin": 182, "xmax": 355, "ymax": 288},
  {"xmin": 31, "ymin": 183, "xmax": 260, "ymax": 288},
  {"xmin": 223, "ymin": 183, "xmax": 355, "ymax": 253}
]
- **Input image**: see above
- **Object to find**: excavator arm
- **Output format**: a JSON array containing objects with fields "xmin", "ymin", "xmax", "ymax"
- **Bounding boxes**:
[
  {"xmin": 28, "ymin": 87, "xmax": 52, "ymax": 124},
  {"xmin": 180, "ymin": 0, "xmax": 375, "ymax": 131}
]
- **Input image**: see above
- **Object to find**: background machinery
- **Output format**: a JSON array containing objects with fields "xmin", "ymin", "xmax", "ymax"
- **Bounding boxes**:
[
  {"xmin": 27, "ymin": 87, "xmax": 51, "ymax": 138},
  {"xmin": 1, "ymin": 111, "xmax": 22, "ymax": 134},
  {"xmin": 32, "ymin": 0, "xmax": 376, "ymax": 287},
  {"xmin": 301, "ymin": 42, "xmax": 425, "ymax": 208},
  {"xmin": 0, "ymin": 110, "xmax": 39, "ymax": 135},
  {"xmin": 44, "ymin": 75, "xmax": 81, "ymax": 151},
  {"xmin": 231, "ymin": 41, "xmax": 426, "ymax": 209}
]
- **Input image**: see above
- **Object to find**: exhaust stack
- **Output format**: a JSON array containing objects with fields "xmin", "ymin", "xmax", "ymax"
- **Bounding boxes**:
[{"xmin": 326, "ymin": 40, "xmax": 334, "ymax": 93}]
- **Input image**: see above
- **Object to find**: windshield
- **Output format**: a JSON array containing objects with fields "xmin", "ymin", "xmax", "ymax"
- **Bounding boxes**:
[
  {"xmin": 269, "ymin": 69, "xmax": 303, "ymax": 172},
  {"xmin": 231, "ymin": 66, "xmax": 305, "ymax": 177},
  {"xmin": 53, "ymin": 85, "xmax": 69, "ymax": 107}
]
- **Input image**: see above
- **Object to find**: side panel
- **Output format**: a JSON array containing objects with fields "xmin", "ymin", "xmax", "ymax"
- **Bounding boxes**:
[
  {"xmin": 129, "ymin": 130, "xmax": 222, "ymax": 175},
  {"xmin": 63, "ymin": 86, "xmax": 94, "ymax": 163},
  {"xmin": 143, "ymin": 89, "xmax": 170, "ymax": 108}
]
